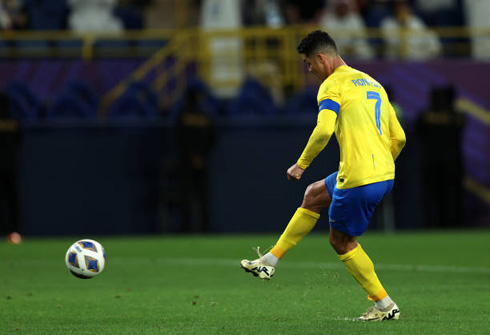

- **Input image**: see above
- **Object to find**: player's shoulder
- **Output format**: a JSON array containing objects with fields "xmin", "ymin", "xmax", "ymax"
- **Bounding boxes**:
[
  {"xmin": 342, "ymin": 66, "xmax": 386, "ymax": 92},
  {"xmin": 318, "ymin": 76, "xmax": 333, "ymax": 93},
  {"xmin": 318, "ymin": 67, "xmax": 346, "ymax": 93},
  {"xmin": 328, "ymin": 66, "xmax": 368, "ymax": 87},
  {"xmin": 317, "ymin": 75, "xmax": 339, "ymax": 103},
  {"xmin": 342, "ymin": 66, "xmax": 378, "ymax": 82}
]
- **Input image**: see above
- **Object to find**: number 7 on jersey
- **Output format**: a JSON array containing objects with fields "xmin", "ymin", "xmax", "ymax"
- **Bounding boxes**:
[{"xmin": 367, "ymin": 91, "xmax": 382, "ymax": 135}]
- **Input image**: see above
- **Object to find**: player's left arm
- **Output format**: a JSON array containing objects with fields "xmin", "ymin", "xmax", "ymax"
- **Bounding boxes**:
[{"xmin": 388, "ymin": 103, "xmax": 406, "ymax": 160}]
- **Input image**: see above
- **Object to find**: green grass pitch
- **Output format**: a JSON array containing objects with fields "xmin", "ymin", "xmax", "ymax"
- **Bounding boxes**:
[{"xmin": 1, "ymin": 230, "xmax": 490, "ymax": 334}]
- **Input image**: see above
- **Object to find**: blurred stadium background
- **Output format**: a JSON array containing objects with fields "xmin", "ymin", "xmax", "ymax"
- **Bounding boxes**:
[{"xmin": 0, "ymin": 0, "xmax": 489, "ymax": 238}]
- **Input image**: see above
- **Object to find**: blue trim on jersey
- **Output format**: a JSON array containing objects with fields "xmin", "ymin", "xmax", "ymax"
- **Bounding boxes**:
[{"xmin": 319, "ymin": 99, "xmax": 340, "ymax": 115}]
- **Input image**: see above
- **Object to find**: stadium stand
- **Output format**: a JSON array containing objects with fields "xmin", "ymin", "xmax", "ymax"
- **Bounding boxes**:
[
  {"xmin": 24, "ymin": 0, "xmax": 69, "ymax": 30},
  {"xmin": 169, "ymin": 78, "xmax": 221, "ymax": 119},
  {"xmin": 46, "ymin": 80, "xmax": 99, "ymax": 120},
  {"xmin": 281, "ymin": 88, "xmax": 319, "ymax": 117},
  {"xmin": 110, "ymin": 81, "xmax": 159, "ymax": 119},
  {"xmin": 7, "ymin": 81, "xmax": 43, "ymax": 120},
  {"xmin": 227, "ymin": 77, "xmax": 276, "ymax": 117}
]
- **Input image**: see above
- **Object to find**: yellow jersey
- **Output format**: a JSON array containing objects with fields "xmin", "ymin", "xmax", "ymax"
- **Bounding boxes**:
[{"xmin": 297, "ymin": 65, "xmax": 406, "ymax": 189}]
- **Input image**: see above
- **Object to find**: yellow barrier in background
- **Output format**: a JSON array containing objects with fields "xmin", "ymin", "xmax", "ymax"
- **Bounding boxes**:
[
  {"xmin": 94, "ymin": 26, "xmax": 490, "ymax": 115},
  {"xmin": 2, "ymin": 26, "xmax": 490, "ymax": 119}
]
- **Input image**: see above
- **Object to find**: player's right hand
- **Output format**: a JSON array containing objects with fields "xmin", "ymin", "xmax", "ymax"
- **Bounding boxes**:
[{"xmin": 287, "ymin": 163, "xmax": 305, "ymax": 181}]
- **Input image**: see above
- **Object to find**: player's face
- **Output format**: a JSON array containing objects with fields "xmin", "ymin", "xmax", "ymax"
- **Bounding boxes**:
[{"xmin": 302, "ymin": 54, "xmax": 327, "ymax": 81}]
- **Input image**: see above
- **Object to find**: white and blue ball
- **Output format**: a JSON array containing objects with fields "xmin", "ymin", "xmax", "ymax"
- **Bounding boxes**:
[{"xmin": 65, "ymin": 239, "xmax": 106, "ymax": 279}]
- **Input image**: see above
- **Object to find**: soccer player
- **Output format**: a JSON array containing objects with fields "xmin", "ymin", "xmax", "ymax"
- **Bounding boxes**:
[{"xmin": 241, "ymin": 30, "xmax": 406, "ymax": 321}]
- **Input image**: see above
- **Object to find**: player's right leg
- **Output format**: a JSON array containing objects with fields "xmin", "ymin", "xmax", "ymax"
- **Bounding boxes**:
[
  {"xmin": 240, "ymin": 173, "xmax": 335, "ymax": 280},
  {"xmin": 330, "ymin": 228, "xmax": 399, "ymax": 320},
  {"xmin": 328, "ymin": 180, "xmax": 399, "ymax": 321}
]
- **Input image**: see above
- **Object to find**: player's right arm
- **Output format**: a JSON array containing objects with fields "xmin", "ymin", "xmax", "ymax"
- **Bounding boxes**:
[
  {"xmin": 287, "ymin": 107, "xmax": 337, "ymax": 181},
  {"xmin": 388, "ymin": 103, "xmax": 406, "ymax": 160},
  {"xmin": 297, "ymin": 108, "xmax": 337, "ymax": 169},
  {"xmin": 296, "ymin": 77, "xmax": 340, "ymax": 171}
]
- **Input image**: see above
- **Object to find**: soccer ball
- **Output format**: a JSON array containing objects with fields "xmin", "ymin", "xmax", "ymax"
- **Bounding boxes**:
[{"xmin": 65, "ymin": 239, "xmax": 106, "ymax": 279}]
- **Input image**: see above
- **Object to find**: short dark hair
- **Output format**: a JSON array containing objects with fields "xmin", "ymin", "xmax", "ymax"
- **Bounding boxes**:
[{"xmin": 297, "ymin": 30, "xmax": 338, "ymax": 57}]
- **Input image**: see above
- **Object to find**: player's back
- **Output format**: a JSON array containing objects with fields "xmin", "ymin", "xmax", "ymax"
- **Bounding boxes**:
[{"xmin": 318, "ymin": 65, "xmax": 400, "ymax": 189}]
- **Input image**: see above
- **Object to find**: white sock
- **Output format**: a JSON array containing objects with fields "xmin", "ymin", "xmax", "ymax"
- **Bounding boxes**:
[
  {"xmin": 375, "ymin": 296, "xmax": 394, "ymax": 310},
  {"xmin": 260, "ymin": 252, "xmax": 279, "ymax": 267}
]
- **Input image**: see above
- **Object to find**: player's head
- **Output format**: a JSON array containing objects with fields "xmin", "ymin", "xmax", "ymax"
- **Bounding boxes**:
[
  {"xmin": 297, "ymin": 30, "xmax": 338, "ymax": 58},
  {"xmin": 297, "ymin": 30, "xmax": 341, "ymax": 80}
]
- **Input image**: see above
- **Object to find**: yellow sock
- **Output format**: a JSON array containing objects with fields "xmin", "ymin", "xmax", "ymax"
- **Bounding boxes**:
[
  {"xmin": 270, "ymin": 207, "xmax": 319, "ymax": 259},
  {"xmin": 339, "ymin": 244, "xmax": 388, "ymax": 301}
]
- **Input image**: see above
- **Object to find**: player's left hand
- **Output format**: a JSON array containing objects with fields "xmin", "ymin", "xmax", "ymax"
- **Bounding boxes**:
[{"xmin": 287, "ymin": 163, "xmax": 305, "ymax": 181}]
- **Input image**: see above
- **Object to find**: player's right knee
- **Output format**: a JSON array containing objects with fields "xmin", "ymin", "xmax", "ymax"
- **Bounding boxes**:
[
  {"xmin": 301, "ymin": 184, "xmax": 320, "ymax": 211},
  {"xmin": 329, "ymin": 232, "xmax": 357, "ymax": 255}
]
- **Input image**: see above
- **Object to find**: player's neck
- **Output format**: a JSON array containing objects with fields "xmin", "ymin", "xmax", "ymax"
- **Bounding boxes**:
[
  {"xmin": 332, "ymin": 56, "xmax": 347, "ymax": 72},
  {"xmin": 324, "ymin": 56, "xmax": 347, "ymax": 80}
]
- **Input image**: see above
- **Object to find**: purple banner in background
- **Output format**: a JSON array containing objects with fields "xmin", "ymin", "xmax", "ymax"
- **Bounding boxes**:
[
  {"xmin": 1, "ymin": 59, "xmax": 489, "ymax": 187},
  {"xmin": 0, "ymin": 60, "xmax": 144, "ymax": 101},
  {"xmin": 1, "ymin": 59, "xmax": 489, "ymax": 113},
  {"xmin": 353, "ymin": 60, "xmax": 490, "ymax": 116}
]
